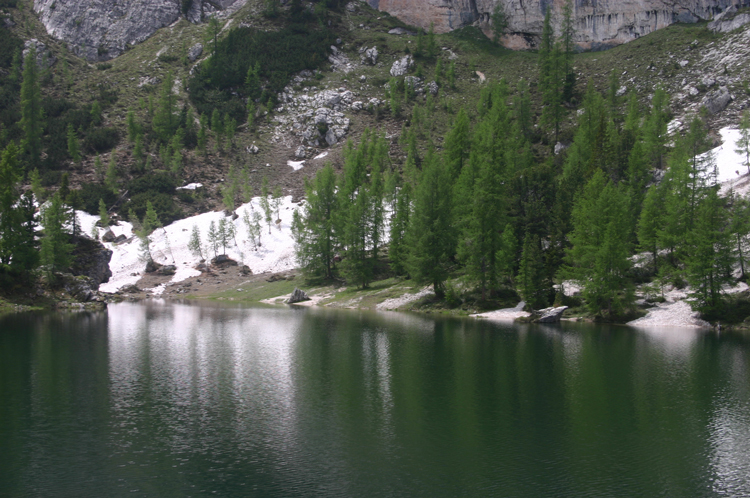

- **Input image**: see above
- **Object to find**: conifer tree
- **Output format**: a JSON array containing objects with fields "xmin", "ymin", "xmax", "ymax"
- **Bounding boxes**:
[
  {"xmin": 260, "ymin": 176, "xmax": 273, "ymax": 234},
  {"xmin": 243, "ymin": 207, "xmax": 263, "ymax": 251},
  {"xmin": 153, "ymin": 71, "xmax": 178, "ymax": 142},
  {"xmin": 98, "ymin": 198, "xmax": 109, "ymax": 228},
  {"xmin": 20, "ymin": 47, "xmax": 44, "ymax": 167},
  {"xmin": 406, "ymin": 151, "xmax": 453, "ymax": 298},
  {"xmin": 188, "ymin": 225, "xmax": 205, "ymax": 260},
  {"xmin": 736, "ymin": 110, "xmax": 750, "ymax": 175},
  {"xmin": 272, "ymin": 185, "xmax": 283, "ymax": 223},
  {"xmin": 106, "ymin": 154, "xmax": 118, "ymax": 193},
  {"xmin": 198, "ymin": 113, "xmax": 208, "ymax": 155},
  {"xmin": 644, "ymin": 86, "xmax": 670, "ymax": 170},
  {"xmin": 638, "ymin": 183, "xmax": 664, "ymax": 273},
  {"xmin": 444, "ymin": 107, "xmax": 471, "ymax": 180},
  {"xmin": 0, "ymin": 143, "xmax": 39, "ymax": 276},
  {"xmin": 67, "ymin": 123, "xmax": 80, "ymax": 163},
  {"xmin": 518, "ymin": 231, "xmax": 548, "ymax": 310},
  {"xmin": 207, "ymin": 220, "xmax": 219, "ymax": 259},
  {"xmin": 126, "ymin": 108, "xmax": 139, "ymax": 143},
  {"xmin": 40, "ymin": 192, "xmax": 73, "ymax": 277},
  {"xmin": 729, "ymin": 193, "xmax": 750, "ymax": 281},
  {"xmin": 686, "ymin": 188, "xmax": 733, "ymax": 315},
  {"xmin": 90, "ymin": 100, "xmax": 102, "ymax": 126}
]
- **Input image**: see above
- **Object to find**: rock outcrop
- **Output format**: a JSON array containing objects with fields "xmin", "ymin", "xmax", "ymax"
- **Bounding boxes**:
[
  {"xmin": 69, "ymin": 235, "xmax": 113, "ymax": 287},
  {"xmin": 369, "ymin": 0, "xmax": 750, "ymax": 49},
  {"xmin": 286, "ymin": 288, "xmax": 310, "ymax": 304},
  {"xmin": 33, "ymin": 0, "xmax": 247, "ymax": 61}
]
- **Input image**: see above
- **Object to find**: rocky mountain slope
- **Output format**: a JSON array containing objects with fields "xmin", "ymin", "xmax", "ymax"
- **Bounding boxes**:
[
  {"xmin": 33, "ymin": 0, "xmax": 247, "ymax": 60},
  {"xmin": 370, "ymin": 0, "xmax": 750, "ymax": 49}
]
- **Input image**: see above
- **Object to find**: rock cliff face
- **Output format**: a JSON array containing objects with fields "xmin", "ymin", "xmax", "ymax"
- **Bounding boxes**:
[
  {"xmin": 370, "ymin": 0, "xmax": 750, "ymax": 49},
  {"xmin": 33, "ymin": 0, "xmax": 246, "ymax": 61}
]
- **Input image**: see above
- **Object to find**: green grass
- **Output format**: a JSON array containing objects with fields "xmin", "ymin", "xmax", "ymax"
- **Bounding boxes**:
[{"xmin": 199, "ymin": 277, "xmax": 300, "ymax": 303}]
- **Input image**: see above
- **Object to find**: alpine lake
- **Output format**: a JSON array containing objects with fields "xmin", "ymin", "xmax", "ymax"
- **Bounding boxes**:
[{"xmin": 1, "ymin": 301, "xmax": 749, "ymax": 497}]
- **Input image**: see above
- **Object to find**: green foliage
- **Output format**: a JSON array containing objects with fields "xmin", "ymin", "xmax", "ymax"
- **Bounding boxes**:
[
  {"xmin": 0, "ymin": 143, "xmax": 38, "ymax": 277},
  {"xmin": 188, "ymin": 25, "xmax": 335, "ymax": 121},
  {"xmin": 98, "ymin": 199, "xmax": 110, "ymax": 227},
  {"xmin": 491, "ymin": 4, "xmax": 508, "ymax": 41},
  {"xmin": 20, "ymin": 46, "xmax": 44, "ymax": 167},
  {"xmin": 406, "ymin": 151, "xmax": 453, "ymax": 297},
  {"xmin": 188, "ymin": 224, "xmax": 205, "ymax": 260},
  {"xmin": 66, "ymin": 123, "xmax": 80, "ymax": 162},
  {"xmin": 40, "ymin": 192, "xmax": 73, "ymax": 276}
]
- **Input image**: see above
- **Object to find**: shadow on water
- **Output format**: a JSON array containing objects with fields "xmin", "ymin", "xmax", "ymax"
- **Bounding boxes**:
[{"xmin": 1, "ymin": 301, "xmax": 750, "ymax": 497}]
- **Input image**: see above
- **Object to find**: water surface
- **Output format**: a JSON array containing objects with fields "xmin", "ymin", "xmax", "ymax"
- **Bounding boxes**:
[{"xmin": 1, "ymin": 302, "xmax": 749, "ymax": 497}]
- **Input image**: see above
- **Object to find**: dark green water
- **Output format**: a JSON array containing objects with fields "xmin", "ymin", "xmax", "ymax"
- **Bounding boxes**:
[{"xmin": 1, "ymin": 302, "xmax": 750, "ymax": 497}]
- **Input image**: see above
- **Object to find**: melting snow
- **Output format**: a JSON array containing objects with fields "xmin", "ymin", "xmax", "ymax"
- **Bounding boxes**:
[
  {"xmin": 288, "ymin": 160, "xmax": 305, "ymax": 171},
  {"xmin": 81, "ymin": 196, "xmax": 301, "ymax": 294},
  {"xmin": 176, "ymin": 183, "xmax": 203, "ymax": 190}
]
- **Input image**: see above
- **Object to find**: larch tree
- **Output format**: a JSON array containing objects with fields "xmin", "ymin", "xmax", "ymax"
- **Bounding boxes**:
[{"xmin": 19, "ymin": 46, "xmax": 44, "ymax": 168}]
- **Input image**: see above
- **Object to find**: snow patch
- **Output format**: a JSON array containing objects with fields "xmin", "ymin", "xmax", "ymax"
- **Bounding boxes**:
[
  {"xmin": 288, "ymin": 160, "xmax": 305, "ymax": 171},
  {"xmin": 176, "ymin": 183, "xmax": 203, "ymax": 191},
  {"xmin": 87, "ymin": 196, "xmax": 301, "ymax": 294}
]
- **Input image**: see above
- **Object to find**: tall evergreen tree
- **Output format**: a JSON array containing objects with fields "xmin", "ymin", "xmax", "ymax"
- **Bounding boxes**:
[
  {"xmin": 0, "ymin": 143, "xmax": 38, "ymax": 277},
  {"xmin": 563, "ymin": 170, "xmax": 632, "ymax": 316},
  {"xmin": 293, "ymin": 164, "xmax": 339, "ymax": 280},
  {"xmin": 19, "ymin": 47, "xmax": 44, "ymax": 167},
  {"xmin": 152, "ymin": 71, "xmax": 178, "ymax": 142},
  {"xmin": 406, "ymin": 151, "xmax": 453, "ymax": 298},
  {"xmin": 686, "ymin": 188, "xmax": 733, "ymax": 316}
]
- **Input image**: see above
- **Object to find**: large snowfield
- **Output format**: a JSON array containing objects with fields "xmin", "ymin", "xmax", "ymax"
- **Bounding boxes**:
[
  {"xmin": 79, "ymin": 196, "xmax": 302, "ymax": 294},
  {"xmin": 80, "ymin": 127, "xmax": 749, "ymax": 313}
]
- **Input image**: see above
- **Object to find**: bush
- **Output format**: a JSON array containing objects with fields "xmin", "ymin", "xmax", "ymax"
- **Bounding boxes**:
[
  {"xmin": 188, "ymin": 25, "xmax": 335, "ymax": 121},
  {"xmin": 79, "ymin": 184, "xmax": 118, "ymax": 215},
  {"xmin": 84, "ymin": 127, "xmax": 119, "ymax": 153},
  {"xmin": 127, "ymin": 171, "xmax": 177, "ymax": 195},
  {"xmin": 122, "ymin": 192, "xmax": 182, "ymax": 225}
]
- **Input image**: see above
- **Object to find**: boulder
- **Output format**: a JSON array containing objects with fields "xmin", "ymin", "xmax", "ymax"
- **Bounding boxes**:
[
  {"xmin": 390, "ymin": 55, "xmax": 414, "ymax": 76},
  {"xmin": 703, "ymin": 87, "xmax": 732, "ymax": 115},
  {"xmin": 361, "ymin": 46, "xmax": 378, "ymax": 65},
  {"xmin": 101, "ymin": 230, "xmax": 116, "ymax": 242},
  {"xmin": 188, "ymin": 43, "xmax": 203, "ymax": 62},
  {"xmin": 70, "ymin": 235, "xmax": 113, "ymax": 286},
  {"xmin": 113, "ymin": 234, "xmax": 128, "ymax": 244},
  {"xmin": 536, "ymin": 306, "xmax": 568, "ymax": 323},
  {"xmin": 158, "ymin": 265, "xmax": 176, "ymax": 276},
  {"xmin": 426, "ymin": 80, "xmax": 439, "ymax": 95},
  {"xmin": 286, "ymin": 288, "xmax": 310, "ymax": 304},
  {"xmin": 145, "ymin": 260, "xmax": 161, "ymax": 273},
  {"xmin": 212, "ymin": 254, "xmax": 238, "ymax": 266},
  {"xmin": 295, "ymin": 145, "xmax": 307, "ymax": 159},
  {"xmin": 239, "ymin": 265, "xmax": 252, "ymax": 275},
  {"xmin": 62, "ymin": 274, "xmax": 98, "ymax": 302}
]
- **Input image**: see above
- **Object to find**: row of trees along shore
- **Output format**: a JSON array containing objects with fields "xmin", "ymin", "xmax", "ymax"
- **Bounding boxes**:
[{"xmin": 294, "ymin": 72, "xmax": 750, "ymax": 320}]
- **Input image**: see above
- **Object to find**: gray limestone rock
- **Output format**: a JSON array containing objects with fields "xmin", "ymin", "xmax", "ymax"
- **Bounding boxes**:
[
  {"xmin": 33, "ymin": 0, "xmax": 247, "ymax": 61},
  {"xmin": 370, "ymin": 0, "xmax": 741, "ymax": 50},
  {"xmin": 286, "ymin": 288, "xmax": 310, "ymax": 304},
  {"xmin": 188, "ymin": 42, "xmax": 203, "ymax": 62},
  {"xmin": 703, "ymin": 86, "xmax": 732, "ymax": 115},
  {"xmin": 390, "ymin": 55, "xmax": 413, "ymax": 77},
  {"xmin": 536, "ymin": 306, "xmax": 568, "ymax": 323},
  {"xmin": 295, "ymin": 145, "xmax": 307, "ymax": 158},
  {"xmin": 361, "ymin": 46, "xmax": 378, "ymax": 65}
]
